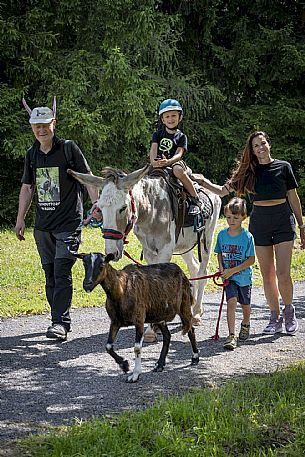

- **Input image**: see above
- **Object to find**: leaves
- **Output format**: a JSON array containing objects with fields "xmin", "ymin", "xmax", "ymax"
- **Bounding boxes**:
[{"xmin": 0, "ymin": 0, "xmax": 305, "ymax": 226}]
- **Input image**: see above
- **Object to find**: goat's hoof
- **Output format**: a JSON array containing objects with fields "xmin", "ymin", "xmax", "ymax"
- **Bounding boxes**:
[
  {"xmin": 120, "ymin": 360, "xmax": 130, "ymax": 373},
  {"xmin": 191, "ymin": 356, "xmax": 199, "ymax": 365},
  {"xmin": 192, "ymin": 316, "xmax": 202, "ymax": 326},
  {"xmin": 153, "ymin": 366, "xmax": 164, "ymax": 373},
  {"xmin": 126, "ymin": 373, "xmax": 140, "ymax": 383},
  {"xmin": 144, "ymin": 331, "xmax": 158, "ymax": 343}
]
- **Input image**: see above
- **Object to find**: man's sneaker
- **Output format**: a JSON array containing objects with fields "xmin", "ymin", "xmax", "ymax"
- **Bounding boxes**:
[
  {"xmin": 223, "ymin": 334, "xmax": 237, "ymax": 350},
  {"xmin": 46, "ymin": 324, "xmax": 67, "ymax": 341},
  {"xmin": 262, "ymin": 311, "xmax": 283, "ymax": 335},
  {"xmin": 239, "ymin": 323, "xmax": 250, "ymax": 341},
  {"xmin": 283, "ymin": 304, "xmax": 299, "ymax": 335}
]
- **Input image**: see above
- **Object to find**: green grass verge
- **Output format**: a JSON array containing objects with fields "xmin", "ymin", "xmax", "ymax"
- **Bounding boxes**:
[
  {"xmin": 1, "ymin": 220, "xmax": 305, "ymax": 318},
  {"xmin": 18, "ymin": 362, "xmax": 305, "ymax": 457}
]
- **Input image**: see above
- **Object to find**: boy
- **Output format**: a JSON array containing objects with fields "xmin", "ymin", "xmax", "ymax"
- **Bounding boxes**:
[
  {"xmin": 149, "ymin": 98, "xmax": 201, "ymax": 208},
  {"xmin": 214, "ymin": 197, "xmax": 255, "ymax": 350}
]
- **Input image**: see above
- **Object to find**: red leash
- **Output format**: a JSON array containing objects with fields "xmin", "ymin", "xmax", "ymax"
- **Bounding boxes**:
[
  {"xmin": 123, "ymin": 250, "xmax": 142, "ymax": 265},
  {"xmin": 189, "ymin": 272, "xmax": 229, "ymax": 340}
]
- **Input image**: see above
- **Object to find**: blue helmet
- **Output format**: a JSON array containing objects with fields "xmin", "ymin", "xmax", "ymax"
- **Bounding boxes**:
[{"xmin": 158, "ymin": 99, "xmax": 183, "ymax": 116}]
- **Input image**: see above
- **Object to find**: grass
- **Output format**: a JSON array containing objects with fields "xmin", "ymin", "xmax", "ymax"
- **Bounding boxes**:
[
  {"xmin": 16, "ymin": 362, "xmax": 305, "ymax": 457},
  {"xmin": 1, "ymin": 222, "xmax": 305, "ymax": 456},
  {"xmin": 1, "ymin": 219, "xmax": 305, "ymax": 318}
]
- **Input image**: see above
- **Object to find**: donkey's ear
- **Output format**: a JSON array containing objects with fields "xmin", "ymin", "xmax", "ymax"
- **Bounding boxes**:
[
  {"xmin": 67, "ymin": 169, "xmax": 105, "ymax": 190},
  {"xmin": 117, "ymin": 164, "xmax": 149, "ymax": 190},
  {"xmin": 105, "ymin": 253, "xmax": 115, "ymax": 263}
]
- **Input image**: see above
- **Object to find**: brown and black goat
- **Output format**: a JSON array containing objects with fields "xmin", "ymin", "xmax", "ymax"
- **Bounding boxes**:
[{"xmin": 75, "ymin": 252, "xmax": 199, "ymax": 382}]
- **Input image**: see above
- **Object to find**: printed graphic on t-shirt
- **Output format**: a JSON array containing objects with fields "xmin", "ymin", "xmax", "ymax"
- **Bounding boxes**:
[
  {"xmin": 222, "ymin": 243, "xmax": 243, "ymax": 270},
  {"xmin": 159, "ymin": 138, "xmax": 173, "ymax": 155},
  {"xmin": 36, "ymin": 167, "xmax": 60, "ymax": 208}
]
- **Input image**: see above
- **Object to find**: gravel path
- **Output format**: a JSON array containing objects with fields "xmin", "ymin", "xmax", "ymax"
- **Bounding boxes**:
[{"xmin": 1, "ymin": 282, "xmax": 305, "ymax": 449}]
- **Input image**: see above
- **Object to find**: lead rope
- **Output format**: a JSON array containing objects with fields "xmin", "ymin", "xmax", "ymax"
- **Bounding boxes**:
[{"xmin": 189, "ymin": 272, "xmax": 229, "ymax": 339}]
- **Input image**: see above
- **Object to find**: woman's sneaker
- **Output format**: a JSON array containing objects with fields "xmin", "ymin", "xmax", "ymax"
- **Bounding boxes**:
[
  {"xmin": 283, "ymin": 305, "xmax": 299, "ymax": 335},
  {"xmin": 223, "ymin": 334, "xmax": 237, "ymax": 350},
  {"xmin": 262, "ymin": 311, "xmax": 283, "ymax": 335},
  {"xmin": 239, "ymin": 323, "xmax": 250, "ymax": 341}
]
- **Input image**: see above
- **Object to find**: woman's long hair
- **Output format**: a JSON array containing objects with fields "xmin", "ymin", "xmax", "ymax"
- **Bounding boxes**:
[{"xmin": 227, "ymin": 131, "xmax": 271, "ymax": 196}]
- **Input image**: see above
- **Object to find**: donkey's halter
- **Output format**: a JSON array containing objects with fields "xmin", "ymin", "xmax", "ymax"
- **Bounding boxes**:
[{"xmin": 102, "ymin": 189, "xmax": 137, "ymax": 245}]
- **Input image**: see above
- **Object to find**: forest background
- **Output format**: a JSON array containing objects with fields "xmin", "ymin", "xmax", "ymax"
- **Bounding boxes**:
[{"xmin": 1, "ymin": 0, "xmax": 305, "ymax": 226}]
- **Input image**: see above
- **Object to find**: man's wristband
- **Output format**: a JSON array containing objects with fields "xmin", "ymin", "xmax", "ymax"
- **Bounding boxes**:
[{"xmin": 298, "ymin": 224, "xmax": 305, "ymax": 229}]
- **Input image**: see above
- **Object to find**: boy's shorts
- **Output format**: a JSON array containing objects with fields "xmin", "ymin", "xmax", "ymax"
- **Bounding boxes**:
[
  {"xmin": 249, "ymin": 202, "xmax": 296, "ymax": 246},
  {"xmin": 225, "ymin": 280, "xmax": 252, "ymax": 305},
  {"xmin": 171, "ymin": 160, "xmax": 192, "ymax": 175}
]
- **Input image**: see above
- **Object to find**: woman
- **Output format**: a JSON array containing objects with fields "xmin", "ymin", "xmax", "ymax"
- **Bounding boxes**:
[{"xmin": 195, "ymin": 131, "xmax": 305, "ymax": 335}]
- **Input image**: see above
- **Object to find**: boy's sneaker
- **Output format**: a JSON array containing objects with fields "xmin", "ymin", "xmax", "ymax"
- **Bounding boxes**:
[
  {"xmin": 46, "ymin": 324, "xmax": 67, "ymax": 341},
  {"xmin": 262, "ymin": 311, "xmax": 283, "ymax": 335},
  {"xmin": 283, "ymin": 305, "xmax": 299, "ymax": 335},
  {"xmin": 239, "ymin": 323, "xmax": 250, "ymax": 341},
  {"xmin": 223, "ymin": 334, "xmax": 237, "ymax": 350}
]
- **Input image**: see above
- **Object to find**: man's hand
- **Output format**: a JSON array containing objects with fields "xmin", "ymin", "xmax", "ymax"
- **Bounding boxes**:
[{"xmin": 15, "ymin": 219, "xmax": 25, "ymax": 241}]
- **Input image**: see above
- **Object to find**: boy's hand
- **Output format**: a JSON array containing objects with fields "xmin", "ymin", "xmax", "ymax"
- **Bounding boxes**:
[
  {"xmin": 221, "ymin": 268, "xmax": 237, "ymax": 280},
  {"xmin": 153, "ymin": 155, "xmax": 167, "ymax": 168}
]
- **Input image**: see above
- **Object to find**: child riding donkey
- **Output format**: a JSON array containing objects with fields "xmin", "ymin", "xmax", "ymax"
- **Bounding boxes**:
[{"xmin": 150, "ymin": 99, "xmax": 204, "ymax": 213}]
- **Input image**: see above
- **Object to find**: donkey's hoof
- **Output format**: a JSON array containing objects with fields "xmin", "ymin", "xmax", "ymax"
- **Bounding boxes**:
[{"xmin": 144, "ymin": 331, "xmax": 158, "ymax": 343}]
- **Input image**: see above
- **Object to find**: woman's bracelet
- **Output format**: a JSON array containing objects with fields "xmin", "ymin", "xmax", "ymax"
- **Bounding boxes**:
[{"xmin": 298, "ymin": 224, "xmax": 305, "ymax": 229}]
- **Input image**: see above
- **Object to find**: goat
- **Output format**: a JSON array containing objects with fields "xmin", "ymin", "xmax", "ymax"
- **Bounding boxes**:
[{"xmin": 75, "ymin": 252, "xmax": 199, "ymax": 382}]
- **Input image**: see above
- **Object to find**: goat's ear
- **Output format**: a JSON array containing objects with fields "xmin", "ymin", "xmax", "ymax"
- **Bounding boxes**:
[
  {"xmin": 74, "ymin": 253, "xmax": 87, "ymax": 260},
  {"xmin": 105, "ymin": 253, "xmax": 115, "ymax": 263}
]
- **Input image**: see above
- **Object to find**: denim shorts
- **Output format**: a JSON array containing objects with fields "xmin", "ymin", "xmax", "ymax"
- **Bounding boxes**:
[
  {"xmin": 225, "ymin": 280, "xmax": 252, "ymax": 305},
  {"xmin": 249, "ymin": 202, "xmax": 296, "ymax": 246}
]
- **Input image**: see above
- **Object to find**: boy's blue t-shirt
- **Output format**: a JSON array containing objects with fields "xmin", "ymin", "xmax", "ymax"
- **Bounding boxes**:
[{"xmin": 214, "ymin": 228, "xmax": 255, "ymax": 286}]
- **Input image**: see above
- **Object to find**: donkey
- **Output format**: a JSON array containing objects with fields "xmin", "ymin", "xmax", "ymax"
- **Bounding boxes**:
[
  {"xmin": 76, "ymin": 252, "xmax": 199, "ymax": 383},
  {"xmin": 68, "ymin": 165, "xmax": 221, "ymax": 337}
]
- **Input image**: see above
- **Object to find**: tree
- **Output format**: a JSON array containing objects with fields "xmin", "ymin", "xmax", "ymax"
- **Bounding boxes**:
[{"xmin": 1, "ymin": 0, "xmax": 304, "ymax": 225}]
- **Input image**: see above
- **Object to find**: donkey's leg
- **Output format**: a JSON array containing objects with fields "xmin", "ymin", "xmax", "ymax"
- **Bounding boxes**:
[
  {"xmin": 106, "ymin": 322, "xmax": 129, "ymax": 374},
  {"xmin": 142, "ymin": 245, "xmax": 174, "ymax": 343},
  {"xmin": 127, "ymin": 324, "xmax": 144, "ymax": 383},
  {"xmin": 153, "ymin": 322, "xmax": 171, "ymax": 372},
  {"xmin": 181, "ymin": 250, "xmax": 205, "ymax": 322}
]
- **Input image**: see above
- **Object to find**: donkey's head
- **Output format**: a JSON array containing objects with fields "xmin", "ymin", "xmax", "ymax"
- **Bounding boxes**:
[
  {"xmin": 74, "ymin": 252, "xmax": 115, "ymax": 292},
  {"xmin": 99, "ymin": 165, "xmax": 149, "ymax": 260},
  {"xmin": 68, "ymin": 165, "xmax": 149, "ymax": 260}
]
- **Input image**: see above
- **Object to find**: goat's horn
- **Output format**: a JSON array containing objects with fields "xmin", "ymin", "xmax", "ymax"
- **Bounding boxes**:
[
  {"xmin": 52, "ymin": 96, "xmax": 56, "ymax": 118},
  {"xmin": 22, "ymin": 98, "xmax": 32, "ymax": 116}
]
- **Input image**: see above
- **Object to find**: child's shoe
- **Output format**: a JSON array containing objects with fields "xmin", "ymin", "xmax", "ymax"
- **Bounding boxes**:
[
  {"xmin": 223, "ymin": 334, "xmax": 237, "ymax": 350},
  {"xmin": 239, "ymin": 323, "xmax": 250, "ymax": 341}
]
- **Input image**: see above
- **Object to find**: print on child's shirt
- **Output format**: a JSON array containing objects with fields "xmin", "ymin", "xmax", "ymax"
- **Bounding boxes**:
[{"xmin": 222, "ymin": 243, "xmax": 244, "ymax": 272}]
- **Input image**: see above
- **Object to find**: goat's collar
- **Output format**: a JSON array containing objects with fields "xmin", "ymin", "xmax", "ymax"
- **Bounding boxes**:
[{"xmin": 102, "ymin": 189, "xmax": 137, "ymax": 244}]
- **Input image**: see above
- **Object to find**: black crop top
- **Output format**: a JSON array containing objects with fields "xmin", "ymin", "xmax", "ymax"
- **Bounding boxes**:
[{"xmin": 250, "ymin": 159, "xmax": 298, "ymax": 202}]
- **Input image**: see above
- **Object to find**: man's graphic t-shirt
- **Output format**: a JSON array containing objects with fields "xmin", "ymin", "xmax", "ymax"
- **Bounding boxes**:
[
  {"xmin": 214, "ymin": 228, "xmax": 255, "ymax": 286},
  {"xmin": 21, "ymin": 136, "xmax": 91, "ymax": 232}
]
